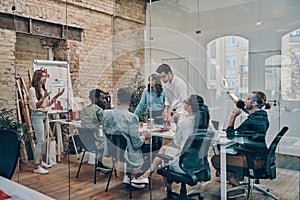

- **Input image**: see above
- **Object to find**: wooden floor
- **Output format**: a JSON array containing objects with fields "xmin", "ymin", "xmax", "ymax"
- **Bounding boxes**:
[{"xmin": 12, "ymin": 153, "xmax": 299, "ymax": 200}]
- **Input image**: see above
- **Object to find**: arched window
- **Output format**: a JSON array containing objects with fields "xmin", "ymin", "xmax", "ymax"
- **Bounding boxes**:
[
  {"xmin": 265, "ymin": 55, "xmax": 282, "ymax": 93},
  {"xmin": 281, "ymin": 29, "xmax": 300, "ymax": 100},
  {"xmin": 207, "ymin": 36, "xmax": 249, "ymax": 98}
]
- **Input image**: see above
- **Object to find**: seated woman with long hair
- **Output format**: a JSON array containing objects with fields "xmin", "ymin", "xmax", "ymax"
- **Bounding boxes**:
[{"xmin": 131, "ymin": 94, "xmax": 210, "ymax": 193}]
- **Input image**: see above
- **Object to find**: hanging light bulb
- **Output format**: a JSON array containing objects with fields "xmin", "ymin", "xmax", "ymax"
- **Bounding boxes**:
[
  {"xmin": 256, "ymin": 21, "xmax": 263, "ymax": 26},
  {"xmin": 256, "ymin": 0, "xmax": 263, "ymax": 27}
]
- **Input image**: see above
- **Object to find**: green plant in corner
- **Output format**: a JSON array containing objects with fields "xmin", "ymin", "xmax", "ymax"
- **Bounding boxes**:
[
  {"xmin": 128, "ymin": 70, "xmax": 148, "ymax": 122},
  {"xmin": 129, "ymin": 85, "xmax": 148, "ymax": 122},
  {"xmin": 0, "ymin": 109, "xmax": 21, "ymax": 131}
]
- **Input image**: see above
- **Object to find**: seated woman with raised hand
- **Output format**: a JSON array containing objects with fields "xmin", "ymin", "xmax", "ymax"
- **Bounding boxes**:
[{"xmin": 131, "ymin": 94, "xmax": 210, "ymax": 192}]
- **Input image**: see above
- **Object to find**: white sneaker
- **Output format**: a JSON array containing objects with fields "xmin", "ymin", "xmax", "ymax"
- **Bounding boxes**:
[
  {"xmin": 123, "ymin": 175, "xmax": 145, "ymax": 189},
  {"xmin": 131, "ymin": 177, "xmax": 149, "ymax": 184},
  {"xmin": 131, "ymin": 183, "xmax": 145, "ymax": 189},
  {"xmin": 34, "ymin": 166, "xmax": 49, "ymax": 174},
  {"xmin": 96, "ymin": 167, "xmax": 112, "ymax": 174},
  {"xmin": 123, "ymin": 175, "xmax": 131, "ymax": 184},
  {"xmin": 41, "ymin": 161, "xmax": 52, "ymax": 169}
]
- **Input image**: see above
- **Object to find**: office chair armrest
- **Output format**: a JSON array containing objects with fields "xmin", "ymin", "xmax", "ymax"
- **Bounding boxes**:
[
  {"xmin": 250, "ymin": 133, "xmax": 265, "ymax": 142},
  {"xmin": 156, "ymin": 153, "xmax": 173, "ymax": 162},
  {"xmin": 184, "ymin": 171, "xmax": 198, "ymax": 184}
]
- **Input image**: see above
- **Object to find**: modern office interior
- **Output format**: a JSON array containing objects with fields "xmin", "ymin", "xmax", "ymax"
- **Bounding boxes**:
[{"xmin": 0, "ymin": 0, "xmax": 299, "ymax": 199}]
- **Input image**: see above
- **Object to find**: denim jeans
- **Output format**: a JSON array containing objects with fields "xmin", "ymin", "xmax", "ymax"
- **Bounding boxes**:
[{"xmin": 31, "ymin": 111, "xmax": 49, "ymax": 165}]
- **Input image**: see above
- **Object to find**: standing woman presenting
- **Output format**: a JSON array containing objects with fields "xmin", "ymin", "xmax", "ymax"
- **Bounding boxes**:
[{"xmin": 28, "ymin": 69, "xmax": 65, "ymax": 174}]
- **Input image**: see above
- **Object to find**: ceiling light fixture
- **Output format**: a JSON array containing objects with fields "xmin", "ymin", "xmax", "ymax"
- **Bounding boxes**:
[
  {"xmin": 256, "ymin": 21, "xmax": 263, "ymax": 26},
  {"xmin": 256, "ymin": 0, "xmax": 263, "ymax": 27}
]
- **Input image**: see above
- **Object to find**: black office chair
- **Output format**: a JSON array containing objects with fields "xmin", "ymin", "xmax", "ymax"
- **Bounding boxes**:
[
  {"xmin": 157, "ymin": 131, "xmax": 215, "ymax": 200},
  {"xmin": 104, "ymin": 132, "xmax": 136, "ymax": 199},
  {"xmin": 211, "ymin": 120, "xmax": 219, "ymax": 131},
  {"xmin": 0, "ymin": 130, "xmax": 21, "ymax": 179},
  {"xmin": 211, "ymin": 120, "xmax": 220, "ymax": 155},
  {"xmin": 229, "ymin": 126, "xmax": 289, "ymax": 200},
  {"xmin": 76, "ymin": 127, "xmax": 100, "ymax": 184}
]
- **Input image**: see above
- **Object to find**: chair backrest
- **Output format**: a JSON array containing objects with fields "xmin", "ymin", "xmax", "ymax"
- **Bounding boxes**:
[
  {"xmin": 211, "ymin": 120, "xmax": 219, "ymax": 130},
  {"xmin": 105, "ymin": 132, "xmax": 127, "ymax": 163},
  {"xmin": 246, "ymin": 126, "xmax": 289, "ymax": 180},
  {"xmin": 180, "ymin": 131, "xmax": 215, "ymax": 173},
  {"xmin": 0, "ymin": 130, "xmax": 20, "ymax": 179},
  {"xmin": 265, "ymin": 126, "xmax": 289, "ymax": 171},
  {"xmin": 76, "ymin": 127, "xmax": 97, "ymax": 153}
]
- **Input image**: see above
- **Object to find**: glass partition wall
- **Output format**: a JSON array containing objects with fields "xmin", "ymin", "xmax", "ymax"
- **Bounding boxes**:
[
  {"xmin": 147, "ymin": 0, "xmax": 300, "ymax": 198},
  {"xmin": 1, "ymin": 0, "xmax": 299, "ymax": 199},
  {"xmin": 147, "ymin": 0, "xmax": 300, "ymax": 156}
]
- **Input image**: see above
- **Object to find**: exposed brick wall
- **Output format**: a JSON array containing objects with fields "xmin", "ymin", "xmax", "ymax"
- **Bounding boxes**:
[
  {"xmin": 115, "ymin": 0, "xmax": 146, "ymax": 24},
  {"xmin": 112, "ymin": 16, "xmax": 145, "ymax": 104},
  {"xmin": 0, "ymin": 29, "xmax": 16, "ymax": 109},
  {"xmin": 0, "ymin": 0, "xmax": 146, "ymax": 108}
]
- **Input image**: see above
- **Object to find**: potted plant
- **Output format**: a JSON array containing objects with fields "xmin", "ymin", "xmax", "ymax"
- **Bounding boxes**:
[
  {"xmin": 0, "ymin": 109, "xmax": 20, "ymax": 131},
  {"xmin": 128, "ymin": 70, "xmax": 148, "ymax": 122},
  {"xmin": 129, "ymin": 85, "xmax": 148, "ymax": 122}
]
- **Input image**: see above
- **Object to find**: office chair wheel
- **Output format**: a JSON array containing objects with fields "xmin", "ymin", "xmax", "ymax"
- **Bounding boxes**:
[{"xmin": 198, "ymin": 194, "xmax": 203, "ymax": 200}]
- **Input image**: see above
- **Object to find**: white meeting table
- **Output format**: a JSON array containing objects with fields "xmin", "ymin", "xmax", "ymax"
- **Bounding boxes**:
[
  {"xmin": 216, "ymin": 135, "xmax": 243, "ymax": 200},
  {"xmin": 0, "ymin": 176, "xmax": 55, "ymax": 200},
  {"xmin": 47, "ymin": 120, "xmax": 175, "ymax": 164},
  {"xmin": 49, "ymin": 118, "xmax": 82, "ymax": 161},
  {"xmin": 138, "ymin": 124, "xmax": 176, "ymax": 139},
  {"xmin": 48, "ymin": 110, "xmax": 69, "ymax": 163},
  {"xmin": 215, "ymin": 132, "xmax": 266, "ymax": 200}
]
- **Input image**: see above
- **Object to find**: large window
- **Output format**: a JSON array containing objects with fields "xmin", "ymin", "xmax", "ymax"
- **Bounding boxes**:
[
  {"xmin": 210, "ymin": 42, "xmax": 216, "ymax": 59},
  {"xmin": 210, "ymin": 64, "xmax": 216, "ymax": 80},
  {"xmin": 225, "ymin": 36, "xmax": 237, "ymax": 47},
  {"xmin": 282, "ymin": 29, "xmax": 300, "ymax": 100},
  {"xmin": 207, "ymin": 36, "xmax": 249, "ymax": 96},
  {"xmin": 226, "ymin": 55, "xmax": 236, "ymax": 68}
]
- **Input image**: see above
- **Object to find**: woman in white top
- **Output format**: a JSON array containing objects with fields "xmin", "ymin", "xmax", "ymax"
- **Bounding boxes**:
[
  {"xmin": 28, "ymin": 69, "xmax": 64, "ymax": 174},
  {"xmin": 132, "ymin": 94, "xmax": 210, "ymax": 191}
]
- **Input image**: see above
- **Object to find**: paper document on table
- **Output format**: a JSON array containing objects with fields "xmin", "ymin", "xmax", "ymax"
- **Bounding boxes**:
[
  {"xmin": 0, "ymin": 190, "xmax": 12, "ymax": 199},
  {"xmin": 218, "ymin": 137, "xmax": 242, "ymax": 145},
  {"xmin": 226, "ymin": 148, "xmax": 238, "ymax": 155},
  {"xmin": 152, "ymin": 129, "xmax": 169, "ymax": 133}
]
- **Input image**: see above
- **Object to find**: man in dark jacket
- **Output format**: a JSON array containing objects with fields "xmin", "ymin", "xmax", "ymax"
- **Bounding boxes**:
[{"xmin": 211, "ymin": 91, "xmax": 271, "ymax": 196}]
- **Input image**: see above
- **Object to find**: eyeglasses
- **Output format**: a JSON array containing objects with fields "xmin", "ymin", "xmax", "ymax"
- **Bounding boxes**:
[{"xmin": 183, "ymin": 99, "xmax": 190, "ymax": 105}]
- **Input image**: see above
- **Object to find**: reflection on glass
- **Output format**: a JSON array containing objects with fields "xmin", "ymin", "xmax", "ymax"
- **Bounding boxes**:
[
  {"xmin": 207, "ymin": 36, "xmax": 249, "ymax": 98},
  {"xmin": 282, "ymin": 29, "xmax": 300, "ymax": 100}
]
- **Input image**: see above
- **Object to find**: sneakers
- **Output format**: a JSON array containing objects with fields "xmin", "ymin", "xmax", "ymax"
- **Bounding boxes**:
[
  {"xmin": 123, "ymin": 175, "xmax": 145, "ymax": 189},
  {"xmin": 34, "ymin": 166, "xmax": 49, "ymax": 174},
  {"xmin": 96, "ymin": 161, "xmax": 112, "ymax": 174},
  {"xmin": 96, "ymin": 167, "xmax": 112, "ymax": 175},
  {"xmin": 131, "ymin": 177, "xmax": 149, "ymax": 184},
  {"xmin": 41, "ymin": 161, "xmax": 52, "ymax": 169}
]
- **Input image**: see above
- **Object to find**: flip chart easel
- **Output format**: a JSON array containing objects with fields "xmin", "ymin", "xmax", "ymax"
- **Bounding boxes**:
[{"xmin": 32, "ymin": 60, "xmax": 73, "ymax": 111}]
